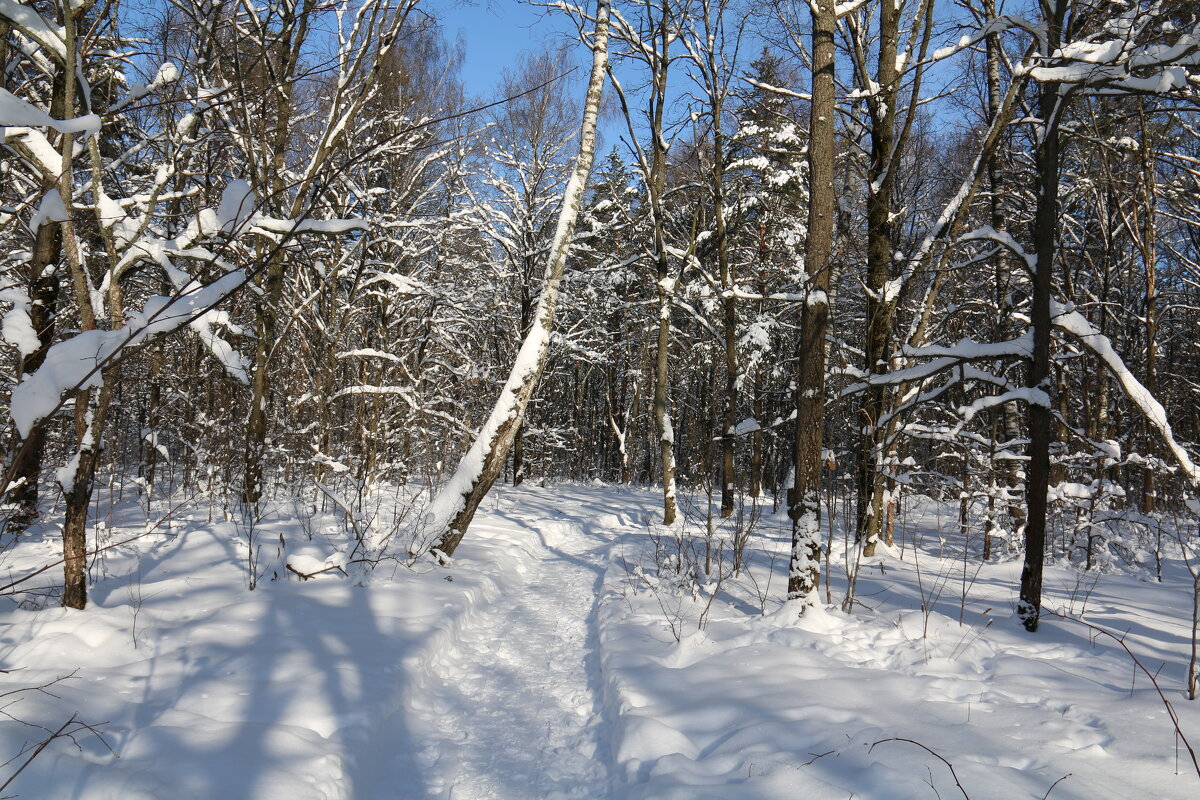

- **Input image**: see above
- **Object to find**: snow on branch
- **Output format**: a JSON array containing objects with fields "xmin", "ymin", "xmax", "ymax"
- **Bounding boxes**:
[
  {"xmin": 1051, "ymin": 301, "xmax": 1200, "ymax": 486},
  {"xmin": 958, "ymin": 226, "xmax": 1036, "ymax": 271},
  {"xmin": 0, "ymin": 0, "xmax": 67, "ymax": 63},
  {"xmin": 854, "ymin": 333, "xmax": 1035, "ymax": 393},
  {"xmin": 1018, "ymin": 8, "xmax": 1200, "ymax": 94},
  {"xmin": 931, "ymin": 15, "xmax": 1047, "ymax": 62},
  {"xmin": 0, "ymin": 88, "xmax": 100, "ymax": 134},
  {"xmin": 10, "ymin": 272, "xmax": 245, "ymax": 438}
]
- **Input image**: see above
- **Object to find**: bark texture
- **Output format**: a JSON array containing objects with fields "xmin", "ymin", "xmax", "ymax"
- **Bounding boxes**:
[{"xmin": 788, "ymin": 0, "xmax": 835, "ymax": 602}]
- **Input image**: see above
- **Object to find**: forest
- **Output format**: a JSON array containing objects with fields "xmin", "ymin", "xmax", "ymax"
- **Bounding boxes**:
[{"xmin": 1, "ymin": 0, "xmax": 1200, "ymax": 797}]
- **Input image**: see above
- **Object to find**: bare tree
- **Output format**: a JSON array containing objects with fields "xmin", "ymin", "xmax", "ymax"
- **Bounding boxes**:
[
  {"xmin": 783, "ymin": 0, "xmax": 836, "ymax": 602},
  {"xmin": 421, "ymin": 0, "xmax": 612, "ymax": 558}
]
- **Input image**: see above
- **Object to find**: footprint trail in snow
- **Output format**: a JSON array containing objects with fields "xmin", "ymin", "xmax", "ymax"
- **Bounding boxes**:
[{"xmin": 411, "ymin": 493, "xmax": 615, "ymax": 799}]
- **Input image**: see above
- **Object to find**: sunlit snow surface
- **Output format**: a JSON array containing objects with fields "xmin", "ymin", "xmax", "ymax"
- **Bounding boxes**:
[{"xmin": 0, "ymin": 484, "xmax": 1197, "ymax": 798}]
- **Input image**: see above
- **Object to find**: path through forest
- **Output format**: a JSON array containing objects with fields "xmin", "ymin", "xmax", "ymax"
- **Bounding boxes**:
[
  {"xmin": 407, "ymin": 487, "xmax": 637, "ymax": 799},
  {"xmin": 2, "ymin": 484, "xmax": 1199, "ymax": 799}
]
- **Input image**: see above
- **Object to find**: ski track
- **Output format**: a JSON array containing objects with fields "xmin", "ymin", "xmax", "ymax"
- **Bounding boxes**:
[{"xmin": 412, "ymin": 490, "xmax": 629, "ymax": 799}]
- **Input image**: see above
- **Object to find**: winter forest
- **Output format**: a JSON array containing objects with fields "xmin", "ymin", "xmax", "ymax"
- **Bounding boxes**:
[{"xmin": 2, "ymin": 0, "xmax": 1200, "ymax": 796}]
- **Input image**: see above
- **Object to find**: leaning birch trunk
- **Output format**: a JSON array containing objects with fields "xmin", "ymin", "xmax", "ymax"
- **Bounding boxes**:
[{"xmin": 422, "ymin": 0, "xmax": 610, "ymax": 559}]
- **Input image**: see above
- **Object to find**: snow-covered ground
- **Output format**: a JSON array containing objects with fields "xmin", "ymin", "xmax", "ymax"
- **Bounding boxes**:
[
  {"xmin": 602, "ymin": 493, "xmax": 1200, "ymax": 799},
  {"xmin": 0, "ymin": 483, "xmax": 1198, "ymax": 799}
]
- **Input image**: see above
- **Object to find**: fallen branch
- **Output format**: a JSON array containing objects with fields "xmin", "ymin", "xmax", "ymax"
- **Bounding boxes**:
[{"xmin": 284, "ymin": 562, "xmax": 347, "ymax": 581}]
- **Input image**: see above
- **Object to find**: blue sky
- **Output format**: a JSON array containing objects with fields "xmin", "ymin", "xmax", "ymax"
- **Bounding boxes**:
[
  {"xmin": 434, "ymin": 1, "xmax": 585, "ymax": 101},
  {"xmin": 432, "ymin": 1, "xmax": 626, "ymax": 151}
]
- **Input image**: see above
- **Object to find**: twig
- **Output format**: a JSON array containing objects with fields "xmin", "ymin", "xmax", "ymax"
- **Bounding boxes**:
[
  {"xmin": 870, "ymin": 738, "xmax": 970, "ymax": 800},
  {"xmin": 285, "ymin": 562, "xmax": 347, "ymax": 581},
  {"xmin": 0, "ymin": 715, "xmax": 78, "ymax": 794},
  {"xmin": 0, "ymin": 501, "xmax": 188, "ymax": 596},
  {"xmin": 1044, "ymin": 610, "xmax": 1200, "ymax": 779},
  {"xmin": 1041, "ymin": 773, "xmax": 1071, "ymax": 800},
  {"xmin": 0, "ymin": 711, "xmax": 114, "ymax": 795}
]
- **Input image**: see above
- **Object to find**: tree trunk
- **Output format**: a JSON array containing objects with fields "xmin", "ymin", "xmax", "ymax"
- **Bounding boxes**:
[
  {"xmin": 513, "ymin": 420, "xmax": 526, "ymax": 486},
  {"xmin": 718, "ymin": 165, "xmax": 736, "ymax": 519},
  {"xmin": 1018, "ymin": 0, "xmax": 1066, "ymax": 633},
  {"xmin": 9, "ymin": 220, "xmax": 61, "ymax": 529},
  {"xmin": 241, "ymin": 2, "xmax": 312, "ymax": 505},
  {"xmin": 8, "ymin": 54, "xmax": 68, "ymax": 531},
  {"xmin": 646, "ymin": 24, "xmax": 678, "ymax": 525},
  {"xmin": 984, "ymin": 0, "xmax": 1025, "ymax": 524},
  {"xmin": 242, "ymin": 254, "xmax": 286, "ymax": 504},
  {"xmin": 61, "ymin": 386, "xmax": 114, "ymax": 609},
  {"xmin": 788, "ymin": 0, "xmax": 835, "ymax": 602},
  {"xmin": 142, "ymin": 337, "xmax": 165, "ymax": 490},
  {"xmin": 426, "ymin": 0, "xmax": 610, "ymax": 557},
  {"xmin": 1136, "ymin": 99, "xmax": 1158, "ymax": 515},
  {"xmin": 52, "ymin": 2, "xmax": 102, "ymax": 610},
  {"xmin": 750, "ymin": 369, "xmax": 763, "ymax": 498},
  {"xmin": 705, "ymin": 41, "xmax": 736, "ymax": 519},
  {"xmin": 857, "ymin": 0, "xmax": 901, "ymax": 559},
  {"xmin": 654, "ymin": 281, "xmax": 677, "ymax": 525}
]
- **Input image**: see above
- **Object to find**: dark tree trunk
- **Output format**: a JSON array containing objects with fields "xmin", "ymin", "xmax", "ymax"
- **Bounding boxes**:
[
  {"xmin": 243, "ymin": 250, "xmax": 286, "ymax": 504},
  {"xmin": 61, "ymin": 387, "xmax": 112, "ymax": 609},
  {"xmin": 9, "ymin": 223, "xmax": 61, "ymax": 529},
  {"xmin": 513, "ymin": 420, "xmax": 526, "ymax": 486},
  {"xmin": 857, "ymin": 0, "xmax": 901, "ymax": 559},
  {"xmin": 788, "ymin": 0, "xmax": 835, "ymax": 601},
  {"xmin": 1019, "ymin": 0, "xmax": 1067, "ymax": 633}
]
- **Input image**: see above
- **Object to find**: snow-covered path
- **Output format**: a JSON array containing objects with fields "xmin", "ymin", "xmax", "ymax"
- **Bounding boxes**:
[
  {"xmin": 407, "ymin": 489, "xmax": 628, "ymax": 799},
  {"xmin": 0, "ymin": 483, "xmax": 650, "ymax": 800},
  {"xmin": 3, "ymin": 484, "xmax": 1200, "ymax": 799}
]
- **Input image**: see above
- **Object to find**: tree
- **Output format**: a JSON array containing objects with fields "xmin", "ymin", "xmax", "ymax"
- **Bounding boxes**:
[
  {"xmin": 782, "ymin": 0, "xmax": 837, "ymax": 602},
  {"xmin": 842, "ymin": 0, "xmax": 935, "ymax": 558},
  {"xmin": 602, "ymin": 0, "xmax": 692, "ymax": 526},
  {"xmin": 475, "ymin": 48, "xmax": 581, "ymax": 486},
  {"xmin": 679, "ymin": 0, "xmax": 743, "ymax": 518},
  {"xmin": 420, "ymin": 0, "xmax": 612, "ymax": 559}
]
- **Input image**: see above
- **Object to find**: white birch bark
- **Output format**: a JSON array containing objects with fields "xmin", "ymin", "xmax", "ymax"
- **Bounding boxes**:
[{"xmin": 418, "ymin": 0, "xmax": 611, "ymax": 559}]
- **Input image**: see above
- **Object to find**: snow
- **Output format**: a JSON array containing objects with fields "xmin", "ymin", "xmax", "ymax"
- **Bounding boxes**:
[
  {"xmin": 959, "ymin": 386, "xmax": 1051, "ymax": 422},
  {"xmin": 598, "ymin": 490, "xmax": 1200, "ymax": 800},
  {"xmin": 9, "ymin": 272, "xmax": 246, "ymax": 437},
  {"xmin": 0, "ymin": 285, "xmax": 39, "ymax": 356},
  {"xmin": 959, "ymin": 225, "xmax": 1037, "ymax": 270},
  {"xmin": 1052, "ymin": 301, "xmax": 1200, "ymax": 486},
  {"xmin": 154, "ymin": 61, "xmax": 180, "ymax": 85},
  {"xmin": 0, "ymin": 0, "xmax": 67, "ymax": 63},
  {"xmin": 732, "ymin": 417, "xmax": 761, "ymax": 436},
  {"xmin": 407, "ymin": 488, "xmax": 612, "ymax": 797},
  {"xmin": 0, "ymin": 484, "xmax": 615, "ymax": 799},
  {"xmin": 1, "ymin": 484, "xmax": 1199, "ymax": 798},
  {"xmin": 4, "ymin": 127, "xmax": 64, "ymax": 177},
  {"xmin": 337, "ymin": 348, "xmax": 403, "ymax": 363},
  {"xmin": 54, "ymin": 410, "xmax": 92, "ymax": 492},
  {"xmin": 216, "ymin": 179, "xmax": 257, "ymax": 233},
  {"xmin": 29, "ymin": 188, "xmax": 70, "ymax": 230},
  {"xmin": 252, "ymin": 216, "xmax": 369, "ymax": 235},
  {"xmin": 0, "ymin": 87, "xmax": 100, "ymax": 133}
]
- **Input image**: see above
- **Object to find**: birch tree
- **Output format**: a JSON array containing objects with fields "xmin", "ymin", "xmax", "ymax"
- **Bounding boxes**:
[{"xmin": 419, "ymin": 0, "xmax": 611, "ymax": 559}]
